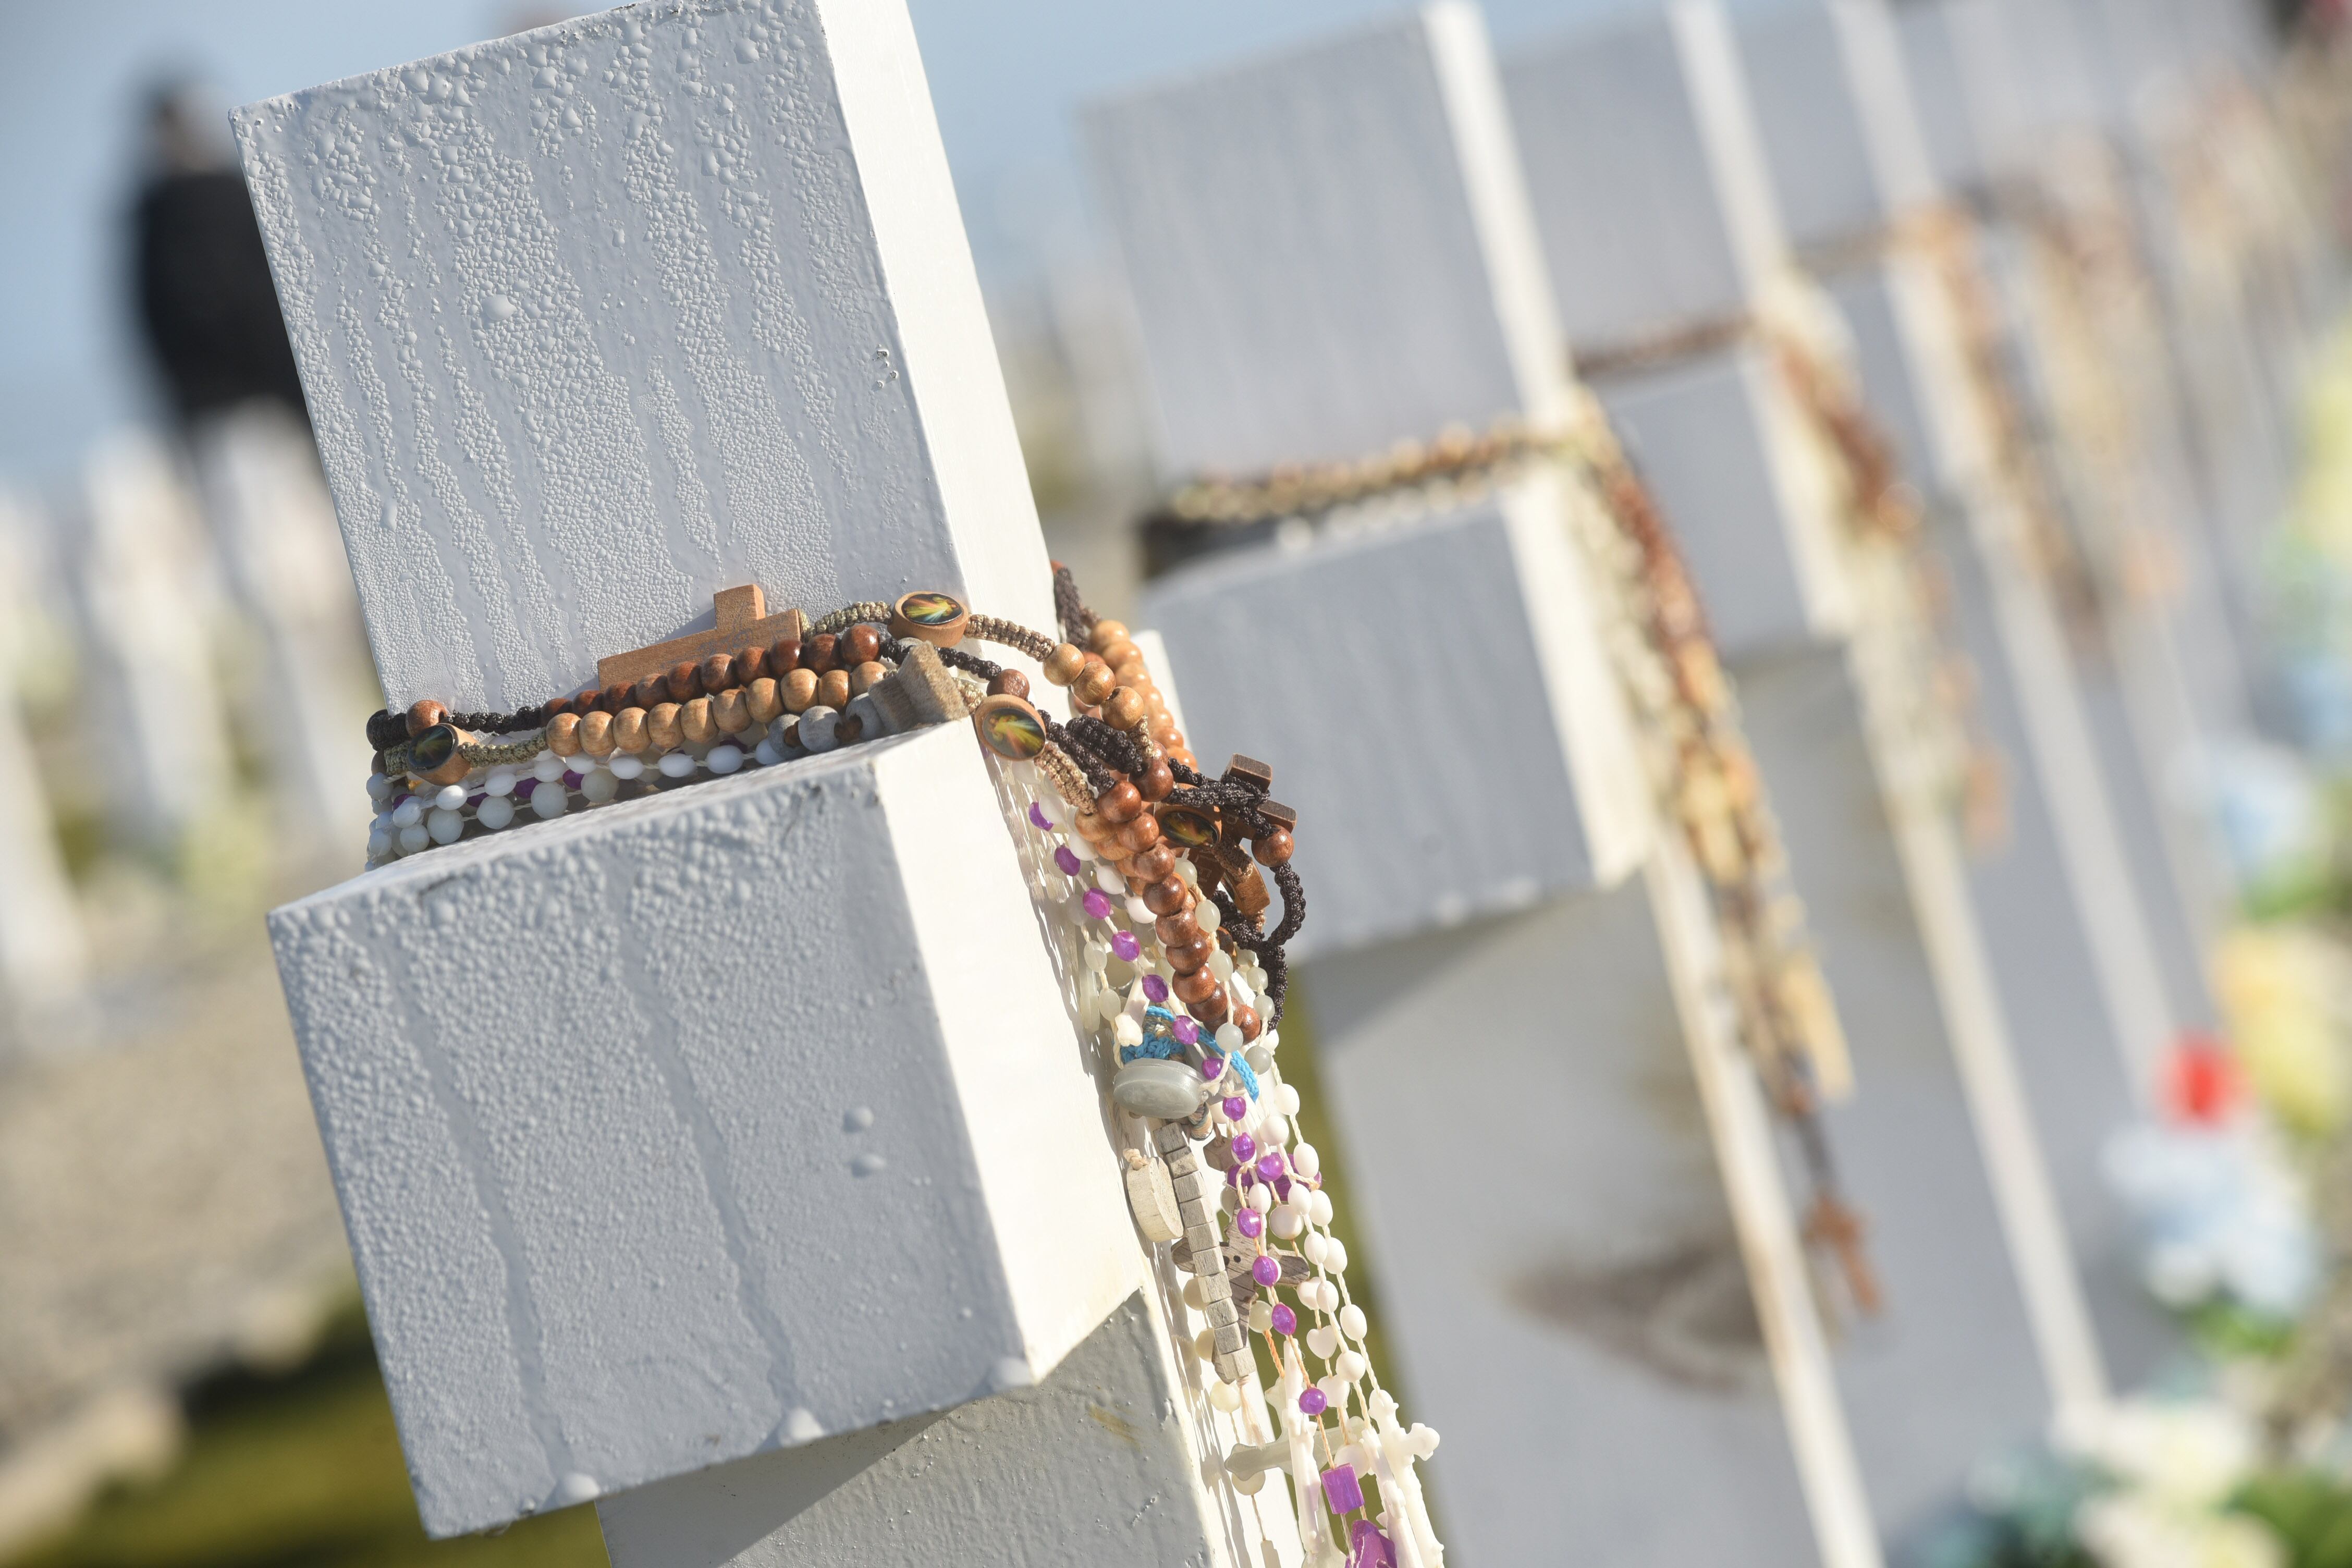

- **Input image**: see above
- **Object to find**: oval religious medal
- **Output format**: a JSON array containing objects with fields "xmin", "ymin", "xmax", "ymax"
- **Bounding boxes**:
[
  {"xmin": 972, "ymin": 694, "xmax": 1048, "ymax": 761},
  {"xmin": 1154, "ymin": 800, "xmax": 1221, "ymax": 849},
  {"xmin": 890, "ymin": 590, "xmax": 970, "ymax": 646}
]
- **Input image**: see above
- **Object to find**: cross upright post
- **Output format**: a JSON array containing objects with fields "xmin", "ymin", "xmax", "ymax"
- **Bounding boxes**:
[
  {"xmin": 1504, "ymin": 0, "xmax": 2116, "ymax": 1523},
  {"xmin": 236, "ymin": 2, "xmax": 1294, "ymax": 1561},
  {"xmin": 1088, "ymin": 9, "xmax": 1880, "ymax": 1567}
]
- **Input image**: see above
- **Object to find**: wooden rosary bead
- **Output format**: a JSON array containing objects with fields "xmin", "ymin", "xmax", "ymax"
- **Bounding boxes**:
[
  {"xmin": 1189, "ymin": 990, "xmax": 1230, "ymax": 1029},
  {"xmin": 647, "ymin": 702, "xmax": 684, "ymax": 751},
  {"xmin": 546, "ymin": 711, "xmax": 583, "ymax": 756},
  {"xmin": 544, "ymin": 693, "xmax": 575, "ymax": 718},
  {"xmin": 1154, "ymin": 910, "xmax": 1201, "ymax": 947},
  {"xmin": 733, "ymin": 646, "xmax": 768, "ymax": 683},
  {"xmin": 1172, "ymin": 966, "xmax": 1221, "ymax": 1005},
  {"xmin": 842, "ymin": 623, "xmax": 883, "ymax": 665},
  {"xmin": 988, "ymin": 669, "xmax": 1030, "ymax": 700},
  {"xmin": 700, "ymin": 653, "xmax": 736, "ymax": 694},
  {"xmin": 782, "ymin": 668, "xmax": 819, "ymax": 714},
  {"xmin": 681, "ymin": 697, "xmax": 716, "ymax": 745},
  {"xmin": 1129, "ymin": 843, "xmax": 1177, "ymax": 883},
  {"xmin": 1138, "ymin": 758, "xmax": 1174, "ymax": 802},
  {"xmin": 1044, "ymin": 643, "xmax": 1086, "ymax": 687},
  {"xmin": 600, "ymin": 685, "xmax": 633, "ymax": 715},
  {"xmin": 1088, "ymin": 619, "xmax": 1129, "ymax": 655},
  {"xmin": 1075, "ymin": 658, "xmax": 1117, "ymax": 708},
  {"xmin": 1252, "ymin": 829, "xmax": 1294, "ymax": 866},
  {"xmin": 745, "ymin": 678, "xmax": 782, "ymax": 724},
  {"xmin": 713, "ymin": 689, "xmax": 752, "ymax": 734},
  {"xmin": 1142, "ymin": 876, "xmax": 1190, "ymax": 916},
  {"xmin": 630, "ymin": 676, "xmax": 666, "ymax": 710},
  {"xmin": 1097, "ymin": 637, "xmax": 1138, "ymax": 672},
  {"xmin": 1148, "ymin": 713, "xmax": 1179, "ymax": 746},
  {"xmin": 817, "ymin": 669, "xmax": 852, "ymax": 710},
  {"xmin": 579, "ymin": 709, "xmax": 616, "ymax": 756},
  {"xmin": 408, "ymin": 698, "xmax": 447, "ymax": 736},
  {"xmin": 1166, "ymin": 932, "xmax": 1215, "ymax": 974},
  {"xmin": 768, "ymin": 636, "xmax": 802, "ymax": 673},
  {"xmin": 1169, "ymin": 746, "xmax": 1199, "ymax": 771},
  {"xmin": 1102, "ymin": 687, "xmax": 1148, "ymax": 731},
  {"xmin": 1232, "ymin": 1002, "xmax": 1263, "ymax": 1043},
  {"xmin": 1118, "ymin": 812, "xmax": 1162, "ymax": 853},
  {"xmin": 614, "ymin": 706, "xmax": 651, "ymax": 753},
  {"xmin": 835, "ymin": 710, "xmax": 865, "ymax": 744},
  {"xmin": 667, "ymin": 661, "xmax": 704, "ymax": 703},
  {"xmin": 804, "ymin": 632, "xmax": 839, "ymax": 673},
  {"xmin": 850, "ymin": 660, "xmax": 888, "ymax": 696},
  {"xmin": 1096, "ymin": 781, "xmax": 1144, "ymax": 826}
]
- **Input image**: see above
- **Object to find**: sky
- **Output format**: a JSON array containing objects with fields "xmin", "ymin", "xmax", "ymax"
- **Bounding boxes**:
[{"xmin": 0, "ymin": 0, "xmax": 1649, "ymax": 491}]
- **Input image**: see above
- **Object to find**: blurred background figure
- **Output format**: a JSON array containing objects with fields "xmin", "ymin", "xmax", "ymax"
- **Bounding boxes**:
[{"xmin": 128, "ymin": 78, "xmax": 304, "ymax": 434}]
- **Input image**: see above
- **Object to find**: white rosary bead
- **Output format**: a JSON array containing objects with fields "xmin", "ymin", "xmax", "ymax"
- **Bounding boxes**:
[
  {"xmin": 1174, "ymin": 856, "xmax": 1199, "ymax": 887},
  {"xmin": 366, "ymin": 827, "xmax": 392, "ymax": 860},
  {"xmin": 1082, "ymin": 940, "xmax": 1111, "ymax": 973},
  {"xmin": 1304, "ymin": 1232, "xmax": 1328, "ymax": 1265},
  {"xmin": 1124, "ymin": 896, "xmax": 1154, "ymax": 925},
  {"xmin": 1309, "ymin": 1190, "xmax": 1334, "ymax": 1227},
  {"xmin": 483, "ymin": 768, "xmax": 517, "ymax": 797},
  {"xmin": 1259, "ymin": 1114, "xmax": 1289, "ymax": 1147},
  {"xmin": 752, "ymin": 738, "xmax": 782, "ymax": 767},
  {"xmin": 427, "ymin": 807, "xmax": 465, "ymax": 844},
  {"xmin": 1334, "ymin": 1350, "xmax": 1367, "ymax": 1385},
  {"xmin": 1096, "ymin": 989, "xmax": 1124, "ymax": 1023},
  {"xmin": 366, "ymin": 773, "xmax": 394, "ymax": 802},
  {"xmin": 1247, "ymin": 1182, "xmax": 1273, "ymax": 1213},
  {"xmin": 1316, "ymin": 1374, "xmax": 1352, "ymax": 1410},
  {"xmin": 1208, "ymin": 949, "xmax": 1234, "ymax": 982},
  {"xmin": 1338, "ymin": 1303, "xmax": 1367, "ymax": 1341},
  {"xmin": 609, "ymin": 753, "xmax": 645, "ymax": 781},
  {"xmin": 1196, "ymin": 900, "xmax": 1221, "ymax": 934},
  {"xmin": 433, "ymin": 783, "xmax": 467, "ymax": 812},
  {"xmin": 398, "ymin": 822, "xmax": 430, "ymax": 854},
  {"xmin": 533, "ymin": 752, "xmax": 568, "ymax": 783},
  {"xmin": 1213, "ymin": 1022, "xmax": 1244, "ymax": 1055},
  {"xmin": 476, "ymin": 794, "xmax": 516, "ymax": 831},
  {"xmin": 1271, "ymin": 1204, "xmax": 1305, "ymax": 1240},
  {"xmin": 1193, "ymin": 1328, "xmax": 1217, "ymax": 1362},
  {"xmin": 581, "ymin": 768, "xmax": 620, "ymax": 803},
  {"xmin": 1292, "ymin": 1143, "xmax": 1320, "ymax": 1179},
  {"xmin": 391, "ymin": 798, "xmax": 423, "ymax": 828},
  {"xmin": 530, "ymin": 780, "xmax": 568, "ymax": 819},
  {"xmin": 1325, "ymin": 1239, "xmax": 1349, "ymax": 1272},
  {"xmin": 1248, "ymin": 1299, "xmax": 1274, "ymax": 1333},
  {"xmin": 1260, "ymin": 1027, "xmax": 1280, "ymax": 1055},
  {"xmin": 707, "ymin": 743, "xmax": 745, "ymax": 774},
  {"xmin": 1095, "ymin": 864, "xmax": 1123, "ymax": 894},
  {"xmin": 1207, "ymin": 1378, "xmax": 1242, "ymax": 1412},
  {"xmin": 1276, "ymin": 1084, "xmax": 1302, "ymax": 1116},
  {"xmin": 658, "ymin": 751, "xmax": 696, "ymax": 779}
]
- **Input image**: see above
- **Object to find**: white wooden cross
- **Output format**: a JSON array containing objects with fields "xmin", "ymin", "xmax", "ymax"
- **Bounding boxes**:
[
  {"xmin": 1730, "ymin": 0, "xmax": 2196, "ymax": 1386},
  {"xmin": 0, "ymin": 490, "xmax": 89, "ymax": 1043},
  {"xmin": 237, "ymin": 2, "xmax": 1285, "ymax": 1561},
  {"xmin": 1505, "ymin": 0, "xmax": 2118, "ymax": 1521},
  {"xmin": 1089, "ymin": 9, "xmax": 1880, "ymax": 1567}
]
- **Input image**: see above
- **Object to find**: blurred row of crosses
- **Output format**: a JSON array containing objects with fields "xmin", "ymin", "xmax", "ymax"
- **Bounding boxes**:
[
  {"xmin": 3, "ymin": 0, "xmax": 2346, "ymax": 1564},
  {"xmin": 0, "ymin": 405, "xmax": 375, "ymax": 1047}
]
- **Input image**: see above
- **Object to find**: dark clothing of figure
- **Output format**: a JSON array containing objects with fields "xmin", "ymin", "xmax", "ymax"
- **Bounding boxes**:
[{"xmin": 131, "ymin": 170, "xmax": 307, "ymax": 425}]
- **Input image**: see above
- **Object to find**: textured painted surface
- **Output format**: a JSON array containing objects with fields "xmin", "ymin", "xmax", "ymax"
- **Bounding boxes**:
[
  {"xmin": 597, "ymin": 1294, "xmax": 1223, "ymax": 1568},
  {"xmin": 232, "ymin": 0, "xmax": 1049, "ymax": 713},
  {"xmin": 1308, "ymin": 885, "xmax": 1822, "ymax": 1568},
  {"xmin": 269, "ymin": 727, "xmax": 1140, "ymax": 1536},
  {"xmin": 0, "ymin": 495, "xmax": 86, "ymax": 1021},
  {"xmin": 1735, "ymin": 0, "xmax": 1938, "ymax": 254},
  {"xmin": 1592, "ymin": 346, "xmax": 1853, "ymax": 657},
  {"xmin": 1083, "ymin": 3, "xmax": 1567, "ymax": 477},
  {"xmin": 1143, "ymin": 477, "xmax": 1650, "ymax": 960},
  {"xmin": 1504, "ymin": 0, "xmax": 1784, "ymax": 353}
]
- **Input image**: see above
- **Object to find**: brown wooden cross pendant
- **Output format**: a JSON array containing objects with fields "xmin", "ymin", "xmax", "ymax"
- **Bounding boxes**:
[{"xmin": 595, "ymin": 584, "xmax": 810, "ymax": 689}]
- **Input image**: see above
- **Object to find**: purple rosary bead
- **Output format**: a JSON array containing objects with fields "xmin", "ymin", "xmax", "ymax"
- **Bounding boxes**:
[
  {"xmin": 1222, "ymin": 1095, "xmax": 1247, "ymax": 1121},
  {"xmin": 1053, "ymin": 844, "xmax": 1082, "ymax": 876},
  {"xmin": 1111, "ymin": 930, "xmax": 1141, "ymax": 963},
  {"xmin": 1321, "ymin": 1464, "xmax": 1365, "ymax": 1515},
  {"xmin": 1082, "ymin": 889, "xmax": 1112, "ymax": 921},
  {"xmin": 1231, "ymin": 1133, "xmax": 1256, "ymax": 1162},
  {"xmin": 1200, "ymin": 1055, "xmax": 1224, "ymax": 1081},
  {"xmin": 1256, "ymin": 1153, "xmax": 1285, "ymax": 1181},
  {"xmin": 1235, "ymin": 1208, "xmax": 1263, "ymax": 1239},
  {"xmin": 1028, "ymin": 801, "xmax": 1052, "ymax": 829},
  {"xmin": 1270, "ymin": 1303, "xmax": 1297, "ymax": 1335},
  {"xmin": 1298, "ymin": 1387, "xmax": 1328, "ymax": 1416},
  {"xmin": 1172, "ymin": 1018, "xmax": 1200, "ymax": 1046},
  {"xmin": 1142, "ymin": 974, "xmax": 1169, "ymax": 1003},
  {"xmin": 1252, "ymin": 1254, "xmax": 1281, "ymax": 1286},
  {"xmin": 1349, "ymin": 1521, "xmax": 1396, "ymax": 1567}
]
